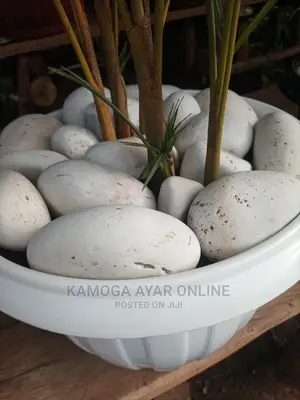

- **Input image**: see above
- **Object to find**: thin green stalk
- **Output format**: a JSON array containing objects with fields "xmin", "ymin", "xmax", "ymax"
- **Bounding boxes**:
[
  {"xmin": 204, "ymin": 0, "xmax": 241, "ymax": 186},
  {"xmin": 206, "ymin": 0, "xmax": 218, "ymax": 90},
  {"xmin": 235, "ymin": 0, "xmax": 278, "ymax": 53},
  {"xmin": 216, "ymin": 0, "xmax": 242, "ymax": 167},
  {"xmin": 214, "ymin": 0, "xmax": 224, "ymax": 40},
  {"xmin": 70, "ymin": 0, "xmax": 83, "ymax": 45},
  {"xmin": 131, "ymin": 0, "xmax": 145, "ymax": 26},
  {"xmin": 214, "ymin": 0, "xmax": 236, "ymax": 116},
  {"xmin": 116, "ymin": 0, "xmax": 133, "ymax": 31},
  {"xmin": 120, "ymin": 51, "xmax": 131, "ymax": 74},
  {"xmin": 163, "ymin": 0, "xmax": 170, "ymax": 25}
]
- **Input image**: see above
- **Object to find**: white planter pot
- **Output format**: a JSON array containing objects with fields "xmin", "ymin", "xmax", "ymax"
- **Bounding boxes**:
[{"xmin": 1, "ymin": 99, "xmax": 299, "ymax": 371}]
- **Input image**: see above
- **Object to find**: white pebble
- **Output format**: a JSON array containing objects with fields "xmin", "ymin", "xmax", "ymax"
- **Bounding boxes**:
[
  {"xmin": 253, "ymin": 111, "xmax": 300, "ymax": 179},
  {"xmin": 0, "ymin": 150, "xmax": 67, "ymax": 182},
  {"xmin": 163, "ymin": 90, "xmax": 200, "ymax": 126},
  {"xmin": 84, "ymin": 98, "xmax": 139, "ymax": 137},
  {"xmin": 62, "ymin": 87, "xmax": 110, "ymax": 128},
  {"xmin": 0, "ymin": 169, "xmax": 50, "ymax": 250},
  {"xmin": 180, "ymin": 141, "xmax": 252, "ymax": 184},
  {"xmin": 0, "ymin": 114, "xmax": 61, "ymax": 156},
  {"xmin": 195, "ymin": 88, "xmax": 258, "ymax": 125},
  {"xmin": 188, "ymin": 171, "xmax": 300, "ymax": 261},
  {"xmin": 51, "ymin": 125, "xmax": 99, "ymax": 159},
  {"xmin": 158, "ymin": 176, "xmax": 203, "ymax": 222},
  {"xmin": 27, "ymin": 205, "xmax": 201, "ymax": 279},
  {"xmin": 37, "ymin": 160, "xmax": 156, "ymax": 216},
  {"xmin": 86, "ymin": 136, "xmax": 147, "ymax": 178}
]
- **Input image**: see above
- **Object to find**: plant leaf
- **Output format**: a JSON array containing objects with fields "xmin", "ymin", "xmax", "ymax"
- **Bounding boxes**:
[
  {"xmin": 143, "ymin": 154, "xmax": 164, "ymax": 189},
  {"xmin": 49, "ymin": 66, "xmax": 154, "ymax": 149},
  {"xmin": 119, "ymin": 40, "xmax": 132, "ymax": 73},
  {"xmin": 163, "ymin": 98, "xmax": 191, "ymax": 152},
  {"xmin": 120, "ymin": 141, "xmax": 148, "ymax": 148},
  {"xmin": 207, "ymin": 0, "xmax": 218, "ymax": 85},
  {"xmin": 235, "ymin": 0, "xmax": 278, "ymax": 53},
  {"xmin": 213, "ymin": 0, "xmax": 224, "ymax": 40}
]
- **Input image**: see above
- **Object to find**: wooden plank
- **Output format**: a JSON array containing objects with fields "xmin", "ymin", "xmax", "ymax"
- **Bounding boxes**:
[
  {"xmin": 155, "ymin": 382, "xmax": 191, "ymax": 399},
  {"xmin": 233, "ymin": 45, "xmax": 300, "ymax": 74},
  {"xmin": 0, "ymin": 1, "xmax": 267, "ymax": 60},
  {"xmin": 0, "ymin": 282, "xmax": 299, "ymax": 400}
]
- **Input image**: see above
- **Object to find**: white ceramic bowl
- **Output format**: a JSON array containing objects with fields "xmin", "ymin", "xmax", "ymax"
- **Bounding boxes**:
[{"xmin": 1, "ymin": 99, "xmax": 299, "ymax": 370}]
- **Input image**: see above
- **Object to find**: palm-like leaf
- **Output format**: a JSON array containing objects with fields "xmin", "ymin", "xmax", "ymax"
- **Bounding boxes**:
[
  {"xmin": 235, "ymin": 0, "xmax": 278, "ymax": 53},
  {"xmin": 50, "ymin": 66, "xmax": 189, "ymax": 186},
  {"xmin": 49, "ymin": 66, "xmax": 153, "ymax": 148},
  {"xmin": 213, "ymin": 0, "xmax": 224, "ymax": 40}
]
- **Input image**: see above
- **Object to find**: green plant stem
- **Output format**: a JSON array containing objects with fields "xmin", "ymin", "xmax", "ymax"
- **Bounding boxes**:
[
  {"xmin": 116, "ymin": 0, "xmax": 133, "ymax": 31},
  {"xmin": 163, "ymin": 0, "xmax": 170, "ymax": 25},
  {"xmin": 120, "ymin": 51, "xmax": 131, "ymax": 74},
  {"xmin": 131, "ymin": 0, "xmax": 145, "ymax": 26},
  {"xmin": 52, "ymin": 0, "xmax": 116, "ymax": 141},
  {"xmin": 94, "ymin": 0, "xmax": 130, "ymax": 139},
  {"xmin": 216, "ymin": 0, "xmax": 242, "ymax": 156},
  {"xmin": 206, "ymin": 0, "xmax": 218, "ymax": 89},
  {"xmin": 204, "ymin": 0, "xmax": 241, "ymax": 186},
  {"xmin": 162, "ymin": 158, "xmax": 172, "ymax": 178},
  {"xmin": 70, "ymin": 0, "xmax": 83, "ymax": 45},
  {"xmin": 235, "ymin": 0, "xmax": 278, "ymax": 53}
]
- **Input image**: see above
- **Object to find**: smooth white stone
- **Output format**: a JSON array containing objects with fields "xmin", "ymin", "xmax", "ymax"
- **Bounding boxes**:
[
  {"xmin": 0, "ymin": 169, "xmax": 51, "ymax": 251},
  {"xmin": 47, "ymin": 108, "xmax": 63, "ymax": 122},
  {"xmin": 175, "ymin": 112, "xmax": 208, "ymax": 158},
  {"xmin": 185, "ymin": 88, "xmax": 258, "ymax": 158},
  {"xmin": 175, "ymin": 106, "xmax": 254, "ymax": 158},
  {"xmin": 188, "ymin": 171, "xmax": 300, "ymax": 261},
  {"xmin": 62, "ymin": 87, "xmax": 111, "ymax": 127},
  {"xmin": 27, "ymin": 205, "xmax": 201, "ymax": 279},
  {"xmin": 180, "ymin": 141, "xmax": 252, "ymax": 184},
  {"xmin": 163, "ymin": 90, "xmax": 200, "ymax": 126},
  {"xmin": 84, "ymin": 98, "xmax": 139, "ymax": 137},
  {"xmin": 253, "ymin": 111, "xmax": 300, "ymax": 179},
  {"xmin": 51, "ymin": 125, "xmax": 99, "ymax": 159},
  {"xmin": 84, "ymin": 102, "xmax": 107, "ymax": 138},
  {"xmin": 0, "ymin": 114, "xmax": 61, "ymax": 156},
  {"xmin": 0, "ymin": 150, "xmax": 67, "ymax": 182},
  {"xmin": 195, "ymin": 88, "xmax": 258, "ymax": 125},
  {"xmin": 158, "ymin": 176, "xmax": 203, "ymax": 222},
  {"xmin": 86, "ymin": 137, "xmax": 147, "ymax": 178},
  {"xmin": 37, "ymin": 160, "xmax": 156, "ymax": 216},
  {"xmin": 125, "ymin": 84, "xmax": 140, "ymax": 101},
  {"xmin": 183, "ymin": 89, "xmax": 201, "ymax": 96}
]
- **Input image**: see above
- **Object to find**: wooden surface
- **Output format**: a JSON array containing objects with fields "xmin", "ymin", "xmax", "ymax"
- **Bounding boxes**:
[
  {"xmin": 232, "ymin": 44, "xmax": 300, "ymax": 74},
  {"xmin": 0, "ymin": 0, "xmax": 266, "ymax": 60},
  {"xmin": 0, "ymin": 282, "xmax": 299, "ymax": 400}
]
